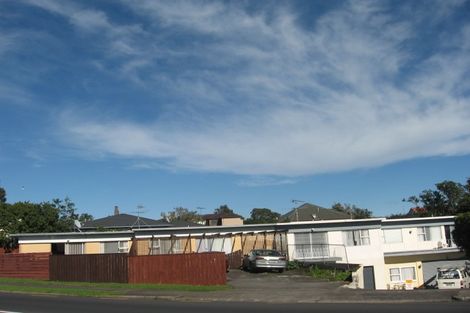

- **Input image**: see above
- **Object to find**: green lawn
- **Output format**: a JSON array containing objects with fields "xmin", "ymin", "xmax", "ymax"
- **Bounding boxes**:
[{"xmin": 0, "ymin": 277, "xmax": 230, "ymax": 297}]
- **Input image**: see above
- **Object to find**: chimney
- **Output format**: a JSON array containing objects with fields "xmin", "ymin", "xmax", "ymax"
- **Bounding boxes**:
[{"xmin": 114, "ymin": 206, "xmax": 120, "ymax": 216}]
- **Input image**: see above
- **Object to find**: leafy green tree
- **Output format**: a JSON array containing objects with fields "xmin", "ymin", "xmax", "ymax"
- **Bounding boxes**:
[
  {"xmin": 161, "ymin": 207, "xmax": 202, "ymax": 223},
  {"xmin": 214, "ymin": 204, "xmax": 234, "ymax": 215},
  {"xmin": 332, "ymin": 203, "xmax": 373, "ymax": 219},
  {"xmin": 0, "ymin": 187, "xmax": 6, "ymax": 203},
  {"xmin": 404, "ymin": 179, "xmax": 469, "ymax": 216},
  {"xmin": 0, "ymin": 188, "xmax": 93, "ymax": 248},
  {"xmin": 78, "ymin": 213, "xmax": 94, "ymax": 224},
  {"xmin": 452, "ymin": 212, "xmax": 470, "ymax": 258},
  {"xmin": 0, "ymin": 201, "xmax": 62, "ymax": 249},
  {"xmin": 245, "ymin": 208, "xmax": 281, "ymax": 224},
  {"xmin": 51, "ymin": 197, "xmax": 80, "ymax": 231}
]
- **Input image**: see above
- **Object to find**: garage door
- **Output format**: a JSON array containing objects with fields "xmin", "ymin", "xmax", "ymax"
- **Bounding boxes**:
[{"xmin": 422, "ymin": 260, "xmax": 468, "ymax": 286}]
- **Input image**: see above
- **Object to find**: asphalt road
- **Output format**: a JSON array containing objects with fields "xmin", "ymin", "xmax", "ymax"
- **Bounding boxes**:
[{"xmin": 0, "ymin": 292, "xmax": 469, "ymax": 313}]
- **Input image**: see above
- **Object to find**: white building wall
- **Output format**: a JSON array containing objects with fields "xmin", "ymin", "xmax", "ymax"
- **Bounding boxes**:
[
  {"xmin": 340, "ymin": 229, "xmax": 386, "ymax": 289},
  {"xmin": 383, "ymin": 226, "xmax": 447, "ymax": 253}
]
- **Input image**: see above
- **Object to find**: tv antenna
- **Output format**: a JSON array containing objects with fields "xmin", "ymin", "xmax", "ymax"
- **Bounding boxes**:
[
  {"xmin": 132, "ymin": 204, "xmax": 148, "ymax": 229},
  {"xmin": 291, "ymin": 199, "xmax": 306, "ymax": 222}
]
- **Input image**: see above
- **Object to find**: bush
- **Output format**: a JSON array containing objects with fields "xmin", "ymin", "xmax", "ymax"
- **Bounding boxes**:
[{"xmin": 309, "ymin": 265, "xmax": 351, "ymax": 281}]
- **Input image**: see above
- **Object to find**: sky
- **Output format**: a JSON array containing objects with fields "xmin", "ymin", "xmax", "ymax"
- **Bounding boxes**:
[{"xmin": 1, "ymin": 0, "xmax": 470, "ymax": 220}]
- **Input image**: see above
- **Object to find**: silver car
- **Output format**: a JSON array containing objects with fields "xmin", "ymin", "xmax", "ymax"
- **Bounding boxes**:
[{"xmin": 242, "ymin": 249, "xmax": 287, "ymax": 273}]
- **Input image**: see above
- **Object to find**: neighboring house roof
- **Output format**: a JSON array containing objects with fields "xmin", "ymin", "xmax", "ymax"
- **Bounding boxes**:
[
  {"xmin": 168, "ymin": 219, "xmax": 203, "ymax": 227},
  {"xmin": 202, "ymin": 213, "xmax": 243, "ymax": 220},
  {"xmin": 281, "ymin": 203, "xmax": 351, "ymax": 222},
  {"xmin": 81, "ymin": 213, "xmax": 170, "ymax": 230}
]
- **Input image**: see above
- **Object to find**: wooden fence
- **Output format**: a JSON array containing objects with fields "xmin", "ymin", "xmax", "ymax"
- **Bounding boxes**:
[
  {"xmin": 227, "ymin": 250, "xmax": 243, "ymax": 269},
  {"xmin": 48, "ymin": 252, "xmax": 226, "ymax": 285},
  {"xmin": 49, "ymin": 254, "xmax": 128, "ymax": 283},
  {"xmin": 128, "ymin": 252, "xmax": 226, "ymax": 285},
  {"xmin": 0, "ymin": 253, "xmax": 50, "ymax": 280}
]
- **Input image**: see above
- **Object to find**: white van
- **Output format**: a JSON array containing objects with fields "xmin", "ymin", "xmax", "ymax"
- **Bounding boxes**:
[{"xmin": 436, "ymin": 267, "xmax": 469, "ymax": 289}]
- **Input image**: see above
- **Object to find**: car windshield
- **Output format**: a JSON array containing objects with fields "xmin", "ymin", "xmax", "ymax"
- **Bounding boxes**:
[
  {"xmin": 438, "ymin": 269, "xmax": 461, "ymax": 279},
  {"xmin": 253, "ymin": 250, "xmax": 281, "ymax": 256}
]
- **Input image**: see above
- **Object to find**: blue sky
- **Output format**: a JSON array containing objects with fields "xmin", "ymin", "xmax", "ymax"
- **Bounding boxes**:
[{"xmin": 1, "ymin": 0, "xmax": 470, "ymax": 220}]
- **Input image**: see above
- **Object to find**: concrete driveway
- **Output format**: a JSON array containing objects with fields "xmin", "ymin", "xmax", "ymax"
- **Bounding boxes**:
[
  {"xmin": 160, "ymin": 269, "xmax": 461, "ymax": 303},
  {"xmin": 227, "ymin": 269, "xmax": 344, "ymax": 292}
]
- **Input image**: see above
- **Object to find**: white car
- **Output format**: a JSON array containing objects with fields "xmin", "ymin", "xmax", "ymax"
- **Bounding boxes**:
[{"xmin": 436, "ymin": 267, "xmax": 470, "ymax": 289}]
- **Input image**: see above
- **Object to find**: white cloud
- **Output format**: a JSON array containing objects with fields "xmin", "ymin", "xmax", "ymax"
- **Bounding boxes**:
[{"xmin": 52, "ymin": 1, "xmax": 470, "ymax": 176}]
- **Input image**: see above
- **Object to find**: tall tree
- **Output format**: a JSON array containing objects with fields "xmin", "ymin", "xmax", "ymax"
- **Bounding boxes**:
[
  {"xmin": 161, "ymin": 207, "xmax": 202, "ymax": 223},
  {"xmin": 245, "ymin": 208, "xmax": 281, "ymax": 224},
  {"xmin": 404, "ymin": 179, "xmax": 468, "ymax": 216},
  {"xmin": 0, "ymin": 187, "xmax": 6, "ymax": 203},
  {"xmin": 214, "ymin": 204, "xmax": 234, "ymax": 215},
  {"xmin": 453, "ymin": 212, "xmax": 470, "ymax": 258},
  {"xmin": 0, "ymin": 201, "xmax": 62, "ymax": 249},
  {"xmin": 332, "ymin": 203, "xmax": 373, "ymax": 219},
  {"xmin": 51, "ymin": 197, "xmax": 79, "ymax": 231}
]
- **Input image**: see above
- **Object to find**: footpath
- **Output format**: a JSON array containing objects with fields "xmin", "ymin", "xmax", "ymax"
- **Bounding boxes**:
[{"xmin": 1, "ymin": 270, "xmax": 469, "ymax": 304}]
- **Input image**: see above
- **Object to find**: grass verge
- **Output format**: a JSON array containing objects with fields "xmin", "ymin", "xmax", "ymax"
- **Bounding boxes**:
[{"xmin": 0, "ymin": 277, "xmax": 230, "ymax": 297}]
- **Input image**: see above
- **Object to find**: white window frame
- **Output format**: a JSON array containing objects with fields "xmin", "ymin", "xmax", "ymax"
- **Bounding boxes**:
[
  {"xmin": 344, "ymin": 230, "xmax": 370, "ymax": 246},
  {"xmin": 118, "ymin": 241, "xmax": 129, "ymax": 253},
  {"xmin": 389, "ymin": 266, "xmax": 416, "ymax": 282},
  {"xmin": 101, "ymin": 241, "xmax": 129, "ymax": 254},
  {"xmin": 293, "ymin": 232, "xmax": 329, "ymax": 259},
  {"xmin": 417, "ymin": 226, "xmax": 442, "ymax": 242},
  {"xmin": 417, "ymin": 227, "xmax": 427, "ymax": 241},
  {"xmin": 65, "ymin": 242, "xmax": 84, "ymax": 255}
]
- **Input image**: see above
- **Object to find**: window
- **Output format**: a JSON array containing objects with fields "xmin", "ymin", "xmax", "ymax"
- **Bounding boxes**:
[
  {"xmin": 149, "ymin": 238, "xmax": 182, "ymax": 254},
  {"xmin": 102, "ymin": 241, "xmax": 129, "ymax": 254},
  {"xmin": 293, "ymin": 232, "xmax": 328, "ymax": 258},
  {"xmin": 65, "ymin": 243, "xmax": 84, "ymax": 255},
  {"xmin": 390, "ymin": 268, "xmax": 401, "ymax": 282},
  {"xmin": 389, "ymin": 267, "xmax": 416, "ymax": 282},
  {"xmin": 417, "ymin": 226, "xmax": 442, "ymax": 241},
  {"xmin": 195, "ymin": 237, "xmax": 232, "ymax": 253},
  {"xmin": 401, "ymin": 267, "xmax": 416, "ymax": 280},
  {"xmin": 383, "ymin": 229, "xmax": 403, "ymax": 243},
  {"xmin": 149, "ymin": 239, "xmax": 161, "ymax": 255},
  {"xmin": 343, "ymin": 230, "xmax": 370, "ymax": 246},
  {"xmin": 118, "ymin": 241, "xmax": 128, "ymax": 253}
]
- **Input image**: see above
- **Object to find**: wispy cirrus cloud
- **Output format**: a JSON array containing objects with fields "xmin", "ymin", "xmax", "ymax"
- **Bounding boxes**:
[{"xmin": 25, "ymin": 0, "xmax": 470, "ymax": 177}]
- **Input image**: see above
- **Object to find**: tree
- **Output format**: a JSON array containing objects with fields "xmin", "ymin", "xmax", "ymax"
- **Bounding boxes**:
[
  {"xmin": 0, "ymin": 201, "xmax": 62, "ymax": 249},
  {"xmin": 0, "ymin": 187, "xmax": 6, "ymax": 203},
  {"xmin": 51, "ymin": 197, "xmax": 81, "ymax": 231},
  {"xmin": 245, "ymin": 208, "xmax": 281, "ymax": 224},
  {"xmin": 78, "ymin": 213, "xmax": 94, "ymax": 224},
  {"xmin": 214, "ymin": 204, "xmax": 234, "ymax": 215},
  {"xmin": 161, "ymin": 207, "xmax": 202, "ymax": 223},
  {"xmin": 452, "ymin": 212, "xmax": 470, "ymax": 258},
  {"xmin": 403, "ymin": 179, "xmax": 469, "ymax": 217},
  {"xmin": 0, "ymin": 188, "xmax": 93, "ymax": 249},
  {"xmin": 332, "ymin": 203, "xmax": 373, "ymax": 219}
]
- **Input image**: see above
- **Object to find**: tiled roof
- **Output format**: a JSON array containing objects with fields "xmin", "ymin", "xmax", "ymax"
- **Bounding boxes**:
[
  {"xmin": 281, "ymin": 203, "xmax": 351, "ymax": 221},
  {"xmin": 82, "ymin": 213, "xmax": 170, "ymax": 229}
]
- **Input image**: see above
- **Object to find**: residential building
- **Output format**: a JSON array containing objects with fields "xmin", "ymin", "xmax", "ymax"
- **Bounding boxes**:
[{"xmin": 12, "ymin": 216, "xmax": 466, "ymax": 290}]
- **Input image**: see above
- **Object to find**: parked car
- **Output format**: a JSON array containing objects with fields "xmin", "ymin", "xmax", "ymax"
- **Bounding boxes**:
[
  {"xmin": 242, "ymin": 249, "xmax": 287, "ymax": 273},
  {"xmin": 436, "ymin": 267, "xmax": 470, "ymax": 289}
]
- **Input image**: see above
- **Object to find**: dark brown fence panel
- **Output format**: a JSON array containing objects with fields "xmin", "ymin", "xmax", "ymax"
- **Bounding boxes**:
[
  {"xmin": 128, "ymin": 252, "xmax": 226, "ymax": 285},
  {"xmin": 50, "ymin": 254, "xmax": 128, "ymax": 283},
  {"xmin": 227, "ymin": 250, "xmax": 243, "ymax": 269},
  {"xmin": 0, "ymin": 253, "xmax": 50, "ymax": 280}
]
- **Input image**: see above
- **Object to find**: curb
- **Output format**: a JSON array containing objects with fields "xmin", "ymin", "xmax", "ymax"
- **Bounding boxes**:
[{"xmin": 452, "ymin": 296, "xmax": 470, "ymax": 302}]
